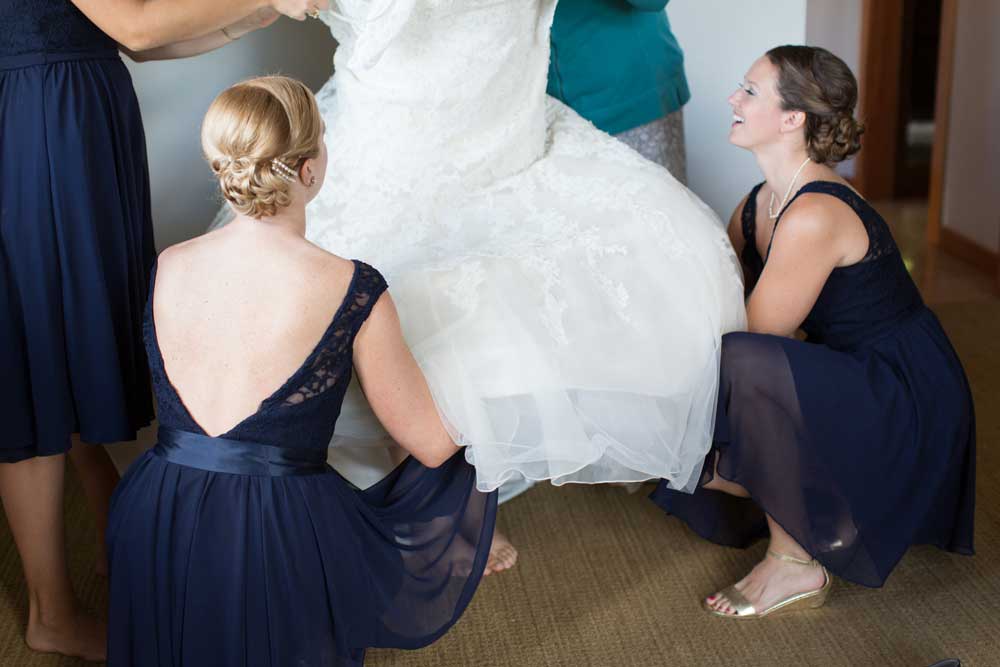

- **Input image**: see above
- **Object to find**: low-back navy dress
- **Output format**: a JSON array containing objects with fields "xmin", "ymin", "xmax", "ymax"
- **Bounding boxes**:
[
  {"xmin": 0, "ymin": 1, "xmax": 155, "ymax": 461},
  {"xmin": 107, "ymin": 260, "xmax": 497, "ymax": 666},
  {"xmin": 651, "ymin": 181, "xmax": 975, "ymax": 587}
]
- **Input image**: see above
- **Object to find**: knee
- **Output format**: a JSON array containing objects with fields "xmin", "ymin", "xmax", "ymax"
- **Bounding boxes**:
[{"xmin": 719, "ymin": 332, "xmax": 787, "ymax": 399}]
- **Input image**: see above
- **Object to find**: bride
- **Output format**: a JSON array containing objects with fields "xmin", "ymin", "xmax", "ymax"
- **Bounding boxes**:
[{"xmin": 219, "ymin": 0, "xmax": 745, "ymax": 568}]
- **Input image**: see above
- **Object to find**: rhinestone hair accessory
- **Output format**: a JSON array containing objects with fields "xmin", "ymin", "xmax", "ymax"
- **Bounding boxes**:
[{"xmin": 271, "ymin": 159, "xmax": 298, "ymax": 183}]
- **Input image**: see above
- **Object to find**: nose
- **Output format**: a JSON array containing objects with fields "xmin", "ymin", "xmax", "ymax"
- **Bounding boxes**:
[{"xmin": 728, "ymin": 89, "xmax": 740, "ymax": 107}]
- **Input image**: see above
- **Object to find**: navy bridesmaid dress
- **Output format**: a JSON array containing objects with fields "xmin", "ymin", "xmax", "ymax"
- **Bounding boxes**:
[
  {"xmin": 0, "ymin": 0, "xmax": 156, "ymax": 461},
  {"xmin": 107, "ymin": 261, "xmax": 497, "ymax": 666},
  {"xmin": 651, "ymin": 181, "xmax": 975, "ymax": 588}
]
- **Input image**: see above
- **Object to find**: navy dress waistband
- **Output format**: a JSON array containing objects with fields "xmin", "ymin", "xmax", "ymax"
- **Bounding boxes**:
[
  {"xmin": 153, "ymin": 427, "xmax": 330, "ymax": 477},
  {"xmin": 0, "ymin": 48, "xmax": 119, "ymax": 71}
]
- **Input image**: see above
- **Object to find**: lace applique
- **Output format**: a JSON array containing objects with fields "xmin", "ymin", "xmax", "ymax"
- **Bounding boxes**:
[
  {"xmin": 0, "ymin": 1, "xmax": 115, "ymax": 57},
  {"xmin": 283, "ymin": 265, "xmax": 384, "ymax": 406}
]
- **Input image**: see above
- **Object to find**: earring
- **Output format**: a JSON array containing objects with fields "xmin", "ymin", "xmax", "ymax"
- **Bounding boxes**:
[{"xmin": 309, "ymin": 176, "xmax": 316, "ymax": 186}]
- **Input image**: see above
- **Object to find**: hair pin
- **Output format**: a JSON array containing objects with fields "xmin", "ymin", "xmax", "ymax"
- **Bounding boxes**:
[{"xmin": 271, "ymin": 159, "xmax": 298, "ymax": 183}]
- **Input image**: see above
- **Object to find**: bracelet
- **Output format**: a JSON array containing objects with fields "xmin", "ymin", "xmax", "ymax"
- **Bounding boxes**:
[{"xmin": 221, "ymin": 25, "xmax": 239, "ymax": 41}]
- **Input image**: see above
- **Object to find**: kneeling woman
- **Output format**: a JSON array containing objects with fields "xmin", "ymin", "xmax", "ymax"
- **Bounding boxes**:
[
  {"xmin": 107, "ymin": 76, "xmax": 496, "ymax": 665},
  {"xmin": 652, "ymin": 46, "xmax": 974, "ymax": 618}
]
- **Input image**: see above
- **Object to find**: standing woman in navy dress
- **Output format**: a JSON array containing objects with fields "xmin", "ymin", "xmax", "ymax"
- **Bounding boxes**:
[
  {"xmin": 651, "ymin": 46, "xmax": 974, "ymax": 618},
  {"xmin": 0, "ymin": 0, "xmax": 325, "ymax": 660}
]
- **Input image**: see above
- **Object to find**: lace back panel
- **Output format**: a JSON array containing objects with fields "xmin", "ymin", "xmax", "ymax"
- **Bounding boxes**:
[{"xmin": 144, "ymin": 260, "xmax": 388, "ymax": 450}]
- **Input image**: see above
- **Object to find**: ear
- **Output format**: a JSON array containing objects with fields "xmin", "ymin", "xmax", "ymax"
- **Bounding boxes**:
[
  {"xmin": 781, "ymin": 109, "xmax": 807, "ymax": 134},
  {"xmin": 297, "ymin": 157, "xmax": 314, "ymax": 186}
]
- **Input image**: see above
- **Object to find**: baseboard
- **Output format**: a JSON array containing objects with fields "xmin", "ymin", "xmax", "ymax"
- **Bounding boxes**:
[{"xmin": 937, "ymin": 227, "xmax": 998, "ymax": 276}]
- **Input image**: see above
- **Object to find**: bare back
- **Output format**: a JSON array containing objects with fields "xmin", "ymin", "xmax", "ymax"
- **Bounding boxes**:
[{"xmin": 152, "ymin": 222, "xmax": 355, "ymax": 437}]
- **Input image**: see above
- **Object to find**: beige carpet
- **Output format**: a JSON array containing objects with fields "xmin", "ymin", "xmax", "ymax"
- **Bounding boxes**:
[{"xmin": 2, "ymin": 300, "xmax": 998, "ymax": 666}]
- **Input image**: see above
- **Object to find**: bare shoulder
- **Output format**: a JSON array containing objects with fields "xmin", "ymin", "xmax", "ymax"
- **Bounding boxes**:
[
  {"xmin": 151, "ymin": 239, "xmax": 202, "ymax": 291},
  {"xmin": 299, "ymin": 242, "xmax": 356, "ymax": 285},
  {"xmin": 773, "ymin": 192, "xmax": 845, "ymax": 242}
]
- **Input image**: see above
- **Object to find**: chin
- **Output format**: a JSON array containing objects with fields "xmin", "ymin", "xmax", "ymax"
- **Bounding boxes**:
[{"xmin": 728, "ymin": 128, "xmax": 750, "ymax": 149}]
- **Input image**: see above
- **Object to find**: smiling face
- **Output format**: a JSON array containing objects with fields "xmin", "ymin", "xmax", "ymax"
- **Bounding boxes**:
[{"xmin": 728, "ymin": 57, "xmax": 795, "ymax": 152}]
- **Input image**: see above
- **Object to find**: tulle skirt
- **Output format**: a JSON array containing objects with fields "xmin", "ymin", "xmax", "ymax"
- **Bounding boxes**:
[{"xmin": 310, "ymin": 99, "xmax": 747, "ymax": 492}]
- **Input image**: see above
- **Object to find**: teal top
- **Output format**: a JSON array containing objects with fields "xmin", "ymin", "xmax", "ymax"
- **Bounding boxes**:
[{"xmin": 547, "ymin": 0, "xmax": 690, "ymax": 135}]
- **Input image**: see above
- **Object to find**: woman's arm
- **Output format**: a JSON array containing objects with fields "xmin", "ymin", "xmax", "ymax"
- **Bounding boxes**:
[
  {"xmin": 71, "ymin": 0, "xmax": 325, "ymax": 51},
  {"xmin": 745, "ymin": 197, "xmax": 844, "ymax": 337},
  {"xmin": 123, "ymin": 9, "xmax": 280, "ymax": 62},
  {"xmin": 352, "ymin": 293, "xmax": 460, "ymax": 469}
]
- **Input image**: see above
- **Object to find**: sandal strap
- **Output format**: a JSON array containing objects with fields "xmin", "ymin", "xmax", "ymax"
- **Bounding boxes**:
[
  {"xmin": 767, "ymin": 549, "xmax": 818, "ymax": 567},
  {"xmin": 717, "ymin": 584, "xmax": 756, "ymax": 616}
]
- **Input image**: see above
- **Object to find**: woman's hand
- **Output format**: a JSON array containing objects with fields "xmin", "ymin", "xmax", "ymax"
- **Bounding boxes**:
[{"xmin": 271, "ymin": 0, "xmax": 330, "ymax": 21}]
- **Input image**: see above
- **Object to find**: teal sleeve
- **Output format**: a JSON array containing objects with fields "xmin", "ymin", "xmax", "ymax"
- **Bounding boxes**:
[{"xmin": 625, "ymin": 0, "xmax": 669, "ymax": 11}]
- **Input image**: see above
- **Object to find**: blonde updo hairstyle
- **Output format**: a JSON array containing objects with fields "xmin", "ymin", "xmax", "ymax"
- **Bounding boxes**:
[
  {"xmin": 201, "ymin": 76, "xmax": 323, "ymax": 219},
  {"xmin": 766, "ymin": 45, "xmax": 865, "ymax": 164}
]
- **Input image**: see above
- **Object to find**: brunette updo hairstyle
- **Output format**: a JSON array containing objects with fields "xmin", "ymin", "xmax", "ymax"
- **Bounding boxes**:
[
  {"xmin": 765, "ymin": 45, "xmax": 865, "ymax": 164},
  {"xmin": 201, "ymin": 76, "xmax": 323, "ymax": 219}
]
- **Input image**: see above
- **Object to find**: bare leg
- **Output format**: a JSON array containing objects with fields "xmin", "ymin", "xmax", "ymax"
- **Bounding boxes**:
[
  {"xmin": 702, "ymin": 453, "xmax": 751, "ymax": 498},
  {"xmin": 388, "ymin": 443, "xmax": 518, "ymax": 576},
  {"xmin": 67, "ymin": 438, "xmax": 120, "ymax": 577},
  {"xmin": 706, "ymin": 514, "xmax": 826, "ymax": 616},
  {"xmin": 0, "ymin": 454, "xmax": 106, "ymax": 662}
]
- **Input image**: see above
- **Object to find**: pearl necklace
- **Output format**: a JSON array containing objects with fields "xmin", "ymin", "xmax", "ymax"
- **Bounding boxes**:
[{"xmin": 768, "ymin": 157, "xmax": 812, "ymax": 219}]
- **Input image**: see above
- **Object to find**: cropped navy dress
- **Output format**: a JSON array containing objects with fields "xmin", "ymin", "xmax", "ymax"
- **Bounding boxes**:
[
  {"xmin": 0, "ymin": 0, "xmax": 155, "ymax": 461},
  {"xmin": 107, "ymin": 261, "xmax": 497, "ymax": 666},
  {"xmin": 651, "ymin": 181, "xmax": 975, "ymax": 587}
]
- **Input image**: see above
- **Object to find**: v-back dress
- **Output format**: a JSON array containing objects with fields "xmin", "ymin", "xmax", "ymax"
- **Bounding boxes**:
[{"xmin": 107, "ymin": 260, "xmax": 497, "ymax": 666}]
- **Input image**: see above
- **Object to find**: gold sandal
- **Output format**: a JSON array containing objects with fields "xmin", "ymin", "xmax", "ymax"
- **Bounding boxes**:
[{"xmin": 703, "ymin": 550, "xmax": 832, "ymax": 620}]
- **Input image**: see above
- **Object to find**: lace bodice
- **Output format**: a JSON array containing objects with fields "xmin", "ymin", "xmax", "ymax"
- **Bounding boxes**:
[
  {"xmin": 741, "ymin": 181, "xmax": 924, "ymax": 350},
  {"xmin": 318, "ymin": 0, "xmax": 556, "ymax": 190},
  {"xmin": 145, "ymin": 260, "xmax": 388, "ymax": 450},
  {"xmin": 0, "ymin": 0, "xmax": 115, "ymax": 57}
]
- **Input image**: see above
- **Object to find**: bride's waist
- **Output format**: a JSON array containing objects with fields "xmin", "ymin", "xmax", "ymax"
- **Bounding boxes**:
[{"xmin": 330, "ymin": 111, "xmax": 546, "ymax": 186}]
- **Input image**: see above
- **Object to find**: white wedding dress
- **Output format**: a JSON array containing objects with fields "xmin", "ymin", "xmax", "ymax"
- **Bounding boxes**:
[{"xmin": 256, "ymin": 0, "xmax": 745, "ymax": 492}]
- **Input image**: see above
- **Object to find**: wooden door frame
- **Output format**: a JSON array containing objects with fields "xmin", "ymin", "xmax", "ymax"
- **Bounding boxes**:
[
  {"xmin": 855, "ymin": 0, "xmax": 904, "ymax": 201},
  {"xmin": 858, "ymin": 0, "xmax": 998, "ymax": 289},
  {"xmin": 926, "ymin": 0, "xmax": 958, "ymax": 245},
  {"xmin": 924, "ymin": 0, "xmax": 999, "ymax": 286}
]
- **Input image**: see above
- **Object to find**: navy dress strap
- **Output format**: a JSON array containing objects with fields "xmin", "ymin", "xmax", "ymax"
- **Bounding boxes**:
[{"xmin": 770, "ymin": 181, "xmax": 895, "ymax": 264}]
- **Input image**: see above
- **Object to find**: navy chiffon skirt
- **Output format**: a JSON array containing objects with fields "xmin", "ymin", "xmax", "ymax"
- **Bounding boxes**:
[
  {"xmin": 651, "ymin": 310, "xmax": 975, "ymax": 587},
  {"xmin": 0, "ymin": 50, "xmax": 155, "ymax": 461},
  {"xmin": 107, "ymin": 429, "xmax": 497, "ymax": 666}
]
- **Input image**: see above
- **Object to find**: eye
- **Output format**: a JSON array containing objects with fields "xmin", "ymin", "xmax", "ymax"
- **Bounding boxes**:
[{"xmin": 737, "ymin": 82, "xmax": 756, "ymax": 96}]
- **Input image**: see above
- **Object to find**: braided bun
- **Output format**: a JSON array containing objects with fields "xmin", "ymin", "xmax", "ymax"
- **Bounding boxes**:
[
  {"xmin": 766, "ymin": 46, "xmax": 864, "ymax": 163},
  {"xmin": 201, "ymin": 76, "xmax": 322, "ymax": 219}
]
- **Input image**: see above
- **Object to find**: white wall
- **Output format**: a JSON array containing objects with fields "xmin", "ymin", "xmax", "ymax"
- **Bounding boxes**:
[
  {"xmin": 126, "ymin": 18, "xmax": 336, "ymax": 250},
  {"xmin": 805, "ymin": 0, "xmax": 861, "ymax": 78},
  {"xmin": 669, "ymin": 0, "xmax": 809, "ymax": 220},
  {"xmin": 805, "ymin": 0, "xmax": 861, "ymax": 178},
  {"xmin": 940, "ymin": 0, "xmax": 1000, "ymax": 251}
]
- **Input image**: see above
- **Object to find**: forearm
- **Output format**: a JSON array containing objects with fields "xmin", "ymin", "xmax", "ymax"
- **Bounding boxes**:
[
  {"xmin": 72, "ymin": 0, "xmax": 267, "ymax": 51},
  {"xmin": 122, "ymin": 29, "xmax": 234, "ymax": 62}
]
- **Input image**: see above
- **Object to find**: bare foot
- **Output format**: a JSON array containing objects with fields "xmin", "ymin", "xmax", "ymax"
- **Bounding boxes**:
[
  {"xmin": 706, "ymin": 554, "xmax": 826, "ymax": 616},
  {"xmin": 484, "ymin": 530, "xmax": 518, "ymax": 576},
  {"xmin": 26, "ymin": 611, "xmax": 107, "ymax": 663}
]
